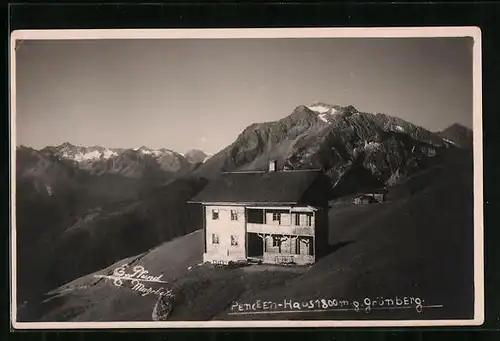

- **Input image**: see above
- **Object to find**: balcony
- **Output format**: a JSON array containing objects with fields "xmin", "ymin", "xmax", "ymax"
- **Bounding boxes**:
[{"xmin": 246, "ymin": 223, "xmax": 314, "ymax": 236}]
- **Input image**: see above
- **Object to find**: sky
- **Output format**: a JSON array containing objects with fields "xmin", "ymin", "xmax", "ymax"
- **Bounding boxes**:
[{"xmin": 15, "ymin": 37, "xmax": 474, "ymax": 154}]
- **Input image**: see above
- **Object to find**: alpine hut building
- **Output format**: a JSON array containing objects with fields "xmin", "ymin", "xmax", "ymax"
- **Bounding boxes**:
[{"xmin": 188, "ymin": 160, "xmax": 330, "ymax": 266}]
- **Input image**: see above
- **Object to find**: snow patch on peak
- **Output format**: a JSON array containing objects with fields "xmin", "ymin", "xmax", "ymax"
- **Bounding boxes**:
[
  {"xmin": 73, "ymin": 150, "xmax": 101, "ymax": 162},
  {"xmin": 60, "ymin": 146, "xmax": 118, "ymax": 163},
  {"xmin": 308, "ymin": 103, "xmax": 340, "ymax": 123},
  {"xmin": 307, "ymin": 104, "xmax": 332, "ymax": 114},
  {"xmin": 135, "ymin": 147, "xmax": 175, "ymax": 158},
  {"xmin": 102, "ymin": 149, "xmax": 118, "ymax": 159},
  {"xmin": 202, "ymin": 154, "xmax": 213, "ymax": 163},
  {"xmin": 318, "ymin": 113, "xmax": 329, "ymax": 123},
  {"xmin": 136, "ymin": 146, "xmax": 154, "ymax": 154},
  {"xmin": 395, "ymin": 125, "xmax": 405, "ymax": 132}
]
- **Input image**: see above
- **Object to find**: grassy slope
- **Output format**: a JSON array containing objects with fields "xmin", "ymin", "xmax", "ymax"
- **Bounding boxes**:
[
  {"xmin": 223, "ymin": 159, "xmax": 474, "ymax": 320},
  {"xmin": 16, "ymin": 176, "xmax": 207, "ymax": 311},
  {"xmin": 19, "ymin": 150, "xmax": 474, "ymax": 322},
  {"xmin": 18, "ymin": 230, "xmax": 204, "ymax": 322}
]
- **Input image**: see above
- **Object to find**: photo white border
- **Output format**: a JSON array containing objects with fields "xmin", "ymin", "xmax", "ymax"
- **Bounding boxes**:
[{"xmin": 9, "ymin": 26, "xmax": 484, "ymax": 329}]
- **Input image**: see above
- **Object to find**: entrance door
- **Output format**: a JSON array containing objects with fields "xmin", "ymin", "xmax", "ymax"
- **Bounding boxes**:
[{"xmin": 247, "ymin": 233, "xmax": 264, "ymax": 258}]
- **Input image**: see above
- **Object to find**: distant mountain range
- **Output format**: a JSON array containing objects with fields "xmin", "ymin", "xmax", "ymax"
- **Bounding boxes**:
[
  {"xmin": 32, "ymin": 143, "xmax": 212, "ymax": 178},
  {"xmin": 14, "ymin": 102, "xmax": 473, "ymax": 310}
]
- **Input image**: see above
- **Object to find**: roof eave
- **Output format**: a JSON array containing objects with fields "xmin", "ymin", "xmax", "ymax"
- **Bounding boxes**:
[{"xmin": 187, "ymin": 200, "xmax": 300, "ymax": 205}]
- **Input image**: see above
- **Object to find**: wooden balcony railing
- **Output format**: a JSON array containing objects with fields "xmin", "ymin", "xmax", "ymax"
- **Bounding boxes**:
[{"xmin": 246, "ymin": 223, "xmax": 314, "ymax": 236}]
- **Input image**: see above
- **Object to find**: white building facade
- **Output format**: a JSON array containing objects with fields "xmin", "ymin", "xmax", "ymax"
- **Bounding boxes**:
[{"xmin": 189, "ymin": 161, "xmax": 330, "ymax": 266}]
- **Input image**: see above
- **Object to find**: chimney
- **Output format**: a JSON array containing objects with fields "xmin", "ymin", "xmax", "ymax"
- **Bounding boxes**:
[{"xmin": 268, "ymin": 160, "xmax": 277, "ymax": 172}]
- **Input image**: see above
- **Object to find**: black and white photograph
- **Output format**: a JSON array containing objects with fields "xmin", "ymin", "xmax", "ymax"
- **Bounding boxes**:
[{"xmin": 10, "ymin": 27, "xmax": 483, "ymax": 328}]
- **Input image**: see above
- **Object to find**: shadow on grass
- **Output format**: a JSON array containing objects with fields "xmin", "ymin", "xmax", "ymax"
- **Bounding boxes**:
[{"xmin": 318, "ymin": 240, "xmax": 355, "ymax": 260}]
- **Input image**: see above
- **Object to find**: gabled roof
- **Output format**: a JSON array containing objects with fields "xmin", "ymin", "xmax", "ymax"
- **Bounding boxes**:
[{"xmin": 188, "ymin": 169, "xmax": 324, "ymax": 205}]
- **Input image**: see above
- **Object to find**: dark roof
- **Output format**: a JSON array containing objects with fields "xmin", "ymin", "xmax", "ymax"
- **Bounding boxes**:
[
  {"xmin": 355, "ymin": 194, "xmax": 378, "ymax": 200},
  {"xmin": 189, "ymin": 170, "xmax": 323, "ymax": 204}
]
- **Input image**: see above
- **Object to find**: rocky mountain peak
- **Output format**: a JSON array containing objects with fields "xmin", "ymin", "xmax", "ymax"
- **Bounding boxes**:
[
  {"xmin": 438, "ymin": 122, "xmax": 473, "ymax": 149},
  {"xmin": 59, "ymin": 142, "xmax": 76, "ymax": 148},
  {"xmin": 195, "ymin": 102, "xmax": 457, "ymax": 196},
  {"xmin": 184, "ymin": 149, "xmax": 210, "ymax": 164},
  {"xmin": 304, "ymin": 103, "xmax": 359, "ymax": 123}
]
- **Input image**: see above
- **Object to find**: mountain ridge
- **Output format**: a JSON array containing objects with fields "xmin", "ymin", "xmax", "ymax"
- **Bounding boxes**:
[
  {"xmin": 20, "ymin": 143, "xmax": 213, "ymax": 179},
  {"xmin": 194, "ymin": 103, "xmax": 457, "ymax": 195}
]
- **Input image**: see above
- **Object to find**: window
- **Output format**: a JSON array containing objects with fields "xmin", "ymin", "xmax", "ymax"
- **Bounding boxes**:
[
  {"xmin": 307, "ymin": 215, "xmax": 312, "ymax": 226},
  {"xmin": 230, "ymin": 209, "xmax": 238, "ymax": 221},
  {"xmin": 212, "ymin": 233, "xmax": 219, "ymax": 244},
  {"xmin": 272, "ymin": 236, "xmax": 281, "ymax": 247},
  {"xmin": 230, "ymin": 235, "xmax": 238, "ymax": 246},
  {"xmin": 272, "ymin": 212, "xmax": 281, "ymax": 222},
  {"xmin": 295, "ymin": 213, "xmax": 312, "ymax": 226},
  {"xmin": 212, "ymin": 209, "xmax": 219, "ymax": 220}
]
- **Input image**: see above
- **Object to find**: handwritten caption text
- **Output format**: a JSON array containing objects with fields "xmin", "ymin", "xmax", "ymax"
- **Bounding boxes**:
[
  {"xmin": 230, "ymin": 296, "xmax": 443, "ymax": 315},
  {"xmin": 94, "ymin": 265, "xmax": 174, "ymax": 299}
]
